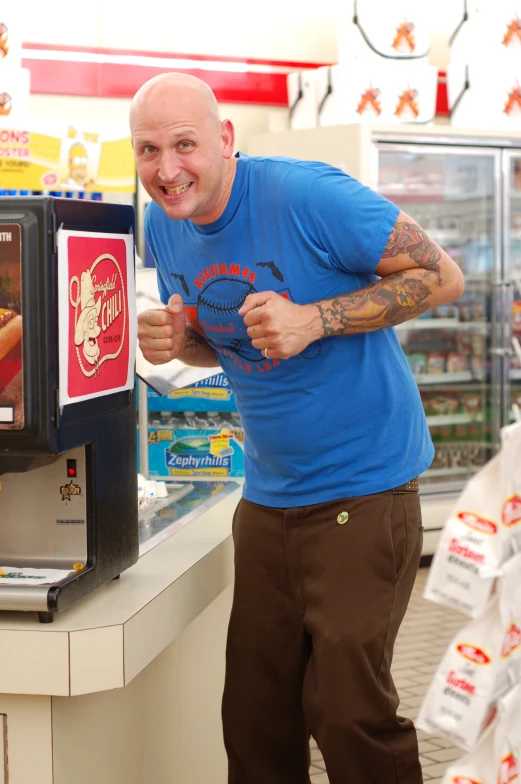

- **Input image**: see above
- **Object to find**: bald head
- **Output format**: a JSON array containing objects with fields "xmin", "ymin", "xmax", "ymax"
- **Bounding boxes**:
[
  {"xmin": 130, "ymin": 73, "xmax": 221, "ymax": 133},
  {"xmin": 130, "ymin": 71, "xmax": 236, "ymax": 224}
]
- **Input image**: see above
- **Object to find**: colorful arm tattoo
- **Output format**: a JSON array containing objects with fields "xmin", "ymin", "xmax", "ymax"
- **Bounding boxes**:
[
  {"xmin": 382, "ymin": 221, "xmax": 442, "ymax": 284},
  {"xmin": 315, "ymin": 271, "xmax": 433, "ymax": 335}
]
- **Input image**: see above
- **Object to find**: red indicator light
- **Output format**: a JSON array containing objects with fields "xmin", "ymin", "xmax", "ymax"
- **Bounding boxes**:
[{"xmin": 66, "ymin": 459, "xmax": 77, "ymax": 478}]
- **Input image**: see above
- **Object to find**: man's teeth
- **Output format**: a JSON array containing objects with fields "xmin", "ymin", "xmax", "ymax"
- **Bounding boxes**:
[{"xmin": 165, "ymin": 183, "xmax": 191, "ymax": 195}]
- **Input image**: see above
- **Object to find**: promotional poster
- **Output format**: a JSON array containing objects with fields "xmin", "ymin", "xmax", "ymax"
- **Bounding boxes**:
[
  {"xmin": 57, "ymin": 229, "xmax": 136, "ymax": 407},
  {"xmin": 0, "ymin": 222, "xmax": 22, "ymax": 429}
]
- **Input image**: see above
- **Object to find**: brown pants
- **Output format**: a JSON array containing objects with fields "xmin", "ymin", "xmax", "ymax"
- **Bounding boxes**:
[{"xmin": 222, "ymin": 483, "xmax": 424, "ymax": 784}]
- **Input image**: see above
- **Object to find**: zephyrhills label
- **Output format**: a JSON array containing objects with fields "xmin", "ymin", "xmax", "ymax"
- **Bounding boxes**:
[{"xmin": 166, "ymin": 452, "xmax": 231, "ymax": 470}]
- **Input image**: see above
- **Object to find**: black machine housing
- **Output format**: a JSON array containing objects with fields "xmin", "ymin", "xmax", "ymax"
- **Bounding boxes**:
[{"xmin": 0, "ymin": 197, "xmax": 139, "ymax": 620}]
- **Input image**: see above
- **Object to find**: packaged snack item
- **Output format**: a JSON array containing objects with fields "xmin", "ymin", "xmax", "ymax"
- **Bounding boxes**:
[
  {"xmin": 439, "ymin": 426, "xmax": 454, "ymax": 442},
  {"xmin": 406, "ymin": 353, "xmax": 428, "ymax": 375},
  {"xmin": 462, "ymin": 393, "xmax": 482, "ymax": 416},
  {"xmin": 468, "ymin": 444, "xmax": 487, "ymax": 467},
  {"xmin": 424, "ymin": 453, "xmax": 503, "ymax": 618},
  {"xmin": 467, "ymin": 423, "xmax": 483, "ymax": 442},
  {"xmin": 500, "ymin": 421, "xmax": 521, "ymax": 560},
  {"xmin": 512, "ymin": 301, "xmax": 521, "ymax": 334},
  {"xmin": 428, "ymin": 353, "xmax": 447, "ymax": 374},
  {"xmin": 447, "ymin": 353, "xmax": 470, "ymax": 373},
  {"xmin": 474, "ymin": 300, "xmax": 485, "ymax": 321},
  {"xmin": 429, "ymin": 392, "xmax": 461, "ymax": 416},
  {"xmin": 493, "ymin": 686, "xmax": 521, "ymax": 784},
  {"xmin": 449, "ymin": 444, "xmax": 472, "ymax": 469},
  {"xmin": 441, "ymin": 686, "xmax": 521, "ymax": 784},
  {"xmin": 440, "ymin": 722, "xmax": 495, "ymax": 784},
  {"xmin": 435, "ymin": 303, "xmax": 458, "ymax": 319},
  {"xmin": 472, "ymin": 334, "xmax": 486, "ymax": 358},
  {"xmin": 471, "ymin": 357, "xmax": 485, "ymax": 379},
  {"xmin": 499, "ymin": 553, "xmax": 521, "ymax": 629},
  {"xmin": 457, "ymin": 332, "xmax": 474, "ymax": 356},
  {"xmin": 459, "ymin": 301, "xmax": 475, "ymax": 322},
  {"xmin": 417, "ymin": 597, "xmax": 519, "ymax": 751},
  {"xmin": 431, "ymin": 445, "xmax": 452, "ymax": 469},
  {"xmin": 453, "ymin": 424, "xmax": 470, "ymax": 442}
]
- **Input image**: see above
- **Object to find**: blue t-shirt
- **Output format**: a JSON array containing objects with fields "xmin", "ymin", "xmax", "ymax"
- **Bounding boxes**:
[{"xmin": 145, "ymin": 153, "xmax": 434, "ymax": 506}]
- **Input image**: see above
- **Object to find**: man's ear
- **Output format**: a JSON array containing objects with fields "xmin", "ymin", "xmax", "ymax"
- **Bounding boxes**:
[{"xmin": 220, "ymin": 119, "xmax": 235, "ymax": 159}]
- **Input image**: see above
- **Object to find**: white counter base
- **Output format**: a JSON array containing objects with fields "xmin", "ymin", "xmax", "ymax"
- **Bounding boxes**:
[{"xmin": 0, "ymin": 486, "xmax": 452, "ymax": 783}]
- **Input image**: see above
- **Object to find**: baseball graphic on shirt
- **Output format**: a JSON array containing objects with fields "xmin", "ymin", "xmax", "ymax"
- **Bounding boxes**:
[
  {"xmin": 197, "ymin": 277, "xmax": 264, "ymax": 362},
  {"xmin": 195, "ymin": 275, "xmax": 322, "ymax": 362}
]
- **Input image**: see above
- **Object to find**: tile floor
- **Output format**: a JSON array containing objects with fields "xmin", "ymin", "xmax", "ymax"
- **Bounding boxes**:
[{"xmin": 308, "ymin": 567, "xmax": 465, "ymax": 783}]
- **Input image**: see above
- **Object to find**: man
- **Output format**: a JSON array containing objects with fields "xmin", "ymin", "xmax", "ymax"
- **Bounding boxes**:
[{"xmin": 131, "ymin": 73, "xmax": 464, "ymax": 784}]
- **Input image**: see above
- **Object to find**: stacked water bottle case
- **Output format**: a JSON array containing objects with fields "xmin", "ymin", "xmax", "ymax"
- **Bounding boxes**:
[{"xmin": 145, "ymin": 374, "xmax": 245, "ymax": 479}]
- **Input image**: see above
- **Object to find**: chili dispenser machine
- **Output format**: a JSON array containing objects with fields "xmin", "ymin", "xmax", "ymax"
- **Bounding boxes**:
[{"xmin": 0, "ymin": 197, "xmax": 138, "ymax": 622}]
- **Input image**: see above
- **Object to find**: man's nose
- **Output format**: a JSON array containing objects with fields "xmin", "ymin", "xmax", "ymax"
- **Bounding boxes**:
[{"xmin": 158, "ymin": 152, "xmax": 183, "ymax": 183}]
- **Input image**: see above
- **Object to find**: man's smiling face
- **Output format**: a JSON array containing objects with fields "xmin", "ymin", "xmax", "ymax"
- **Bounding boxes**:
[{"xmin": 131, "ymin": 79, "xmax": 234, "ymax": 225}]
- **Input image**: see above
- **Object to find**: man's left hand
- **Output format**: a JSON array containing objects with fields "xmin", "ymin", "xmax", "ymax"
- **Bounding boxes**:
[{"xmin": 239, "ymin": 291, "xmax": 321, "ymax": 360}]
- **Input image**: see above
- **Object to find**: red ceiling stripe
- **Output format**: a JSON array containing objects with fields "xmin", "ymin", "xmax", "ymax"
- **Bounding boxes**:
[
  {"xmin": 21, "ymin": 57, "xmax": 290, "ymax": 104},
  {"xmin": 21, "ymin": 43, "xmax": 322, "ymax": 104},
  {"xmin": 22, "ymin": 42, "xmax": 327, "ymax": 71}
]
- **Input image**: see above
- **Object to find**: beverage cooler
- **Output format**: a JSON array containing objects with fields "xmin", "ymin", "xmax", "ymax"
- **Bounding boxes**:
[
  {"xmin": 377, "ymin": 143, "xmax": 520, "ymax": 494},
  {"xmin": 247, "ymin": 124, "xmax": 521, "ymax": 550}
]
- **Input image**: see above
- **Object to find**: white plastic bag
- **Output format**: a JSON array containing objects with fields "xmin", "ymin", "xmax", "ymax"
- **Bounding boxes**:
[
  {"xmin": 440, "ymin": 721, "xmax": 495, "ymax": 784},
  {"xmin": 424, "ymin": 454, "xmax": 503, "ymax": 618},
  {"xmin": 441, "ymin": 685, "xmax": 521, "ymax": 784},
  {"xmin": 494, "ymin": 686, "xmax": 521, "ymax": 784},
  {"xmin": 500, "ymin": 422, "xmax": 521, "ymax": 560},
  {"xmin": 416, "ymin": 596, "xmax": 517, "ymax": 750}
]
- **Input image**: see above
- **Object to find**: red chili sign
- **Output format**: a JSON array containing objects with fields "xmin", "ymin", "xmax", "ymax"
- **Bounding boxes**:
[{"xmin": 66, "ymin": 235, "xmax": 129, "ymax": 399}]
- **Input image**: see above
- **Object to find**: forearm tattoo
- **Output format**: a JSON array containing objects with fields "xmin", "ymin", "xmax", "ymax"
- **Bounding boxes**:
[
  {"xmin": 383, "ymin": 221, "xmax": 442, "ymax": 284},
  {"xmin": 184, "ymin": 326, "xmax": 206, "ymax": 352},
  {"xmin": 316, "ymin": 272, "xmax": 432, "ymax": 335}
]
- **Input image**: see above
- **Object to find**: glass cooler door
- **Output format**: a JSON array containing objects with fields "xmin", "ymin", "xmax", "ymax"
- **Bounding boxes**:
[
  {"xmin": 376, "ymin": 143, "xmax": 501, "ymax": 494},
  {"xmin": 504, "ymin": 152, "xmax": 521, "ymax": 424}
]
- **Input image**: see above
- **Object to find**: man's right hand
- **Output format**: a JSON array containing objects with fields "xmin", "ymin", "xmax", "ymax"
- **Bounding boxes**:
[{"xmin": 137, "ymin": 294, "xmax": 187, "ymax": 365}]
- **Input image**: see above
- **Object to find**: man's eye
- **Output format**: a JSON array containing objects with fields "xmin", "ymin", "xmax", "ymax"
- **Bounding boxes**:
[
  {"xmin": 178, "ymin": 141, "xmax": 194, "ymax": 151},
  {"xmin": 143, "ymin": 145, "xmax": 156, "ymax": 154}
]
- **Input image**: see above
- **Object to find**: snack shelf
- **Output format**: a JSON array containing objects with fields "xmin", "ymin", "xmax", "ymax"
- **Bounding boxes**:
[
  {"xmin": 415, "ymin": 372, "xmax": 475, "ymax": 385},
  {"xmin": 397, "ymin": 319, "xmax": 488, "ymax": 332},
  {"xmin": 425, "ymin": 413, "xmax": 484, "ymax": 427}
]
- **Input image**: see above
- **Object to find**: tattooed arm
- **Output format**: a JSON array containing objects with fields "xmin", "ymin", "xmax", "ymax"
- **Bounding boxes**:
[
  {"xmin": 240, "ymin": 211, "xmax": 464, "ymax": 360},
  {"xmin": 177, "ymin": 324, "xmax": 220, "ymax": 367},
  {"xmin": 314, "ymin": 210, "xmax": 464, "ymax": 336}
]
